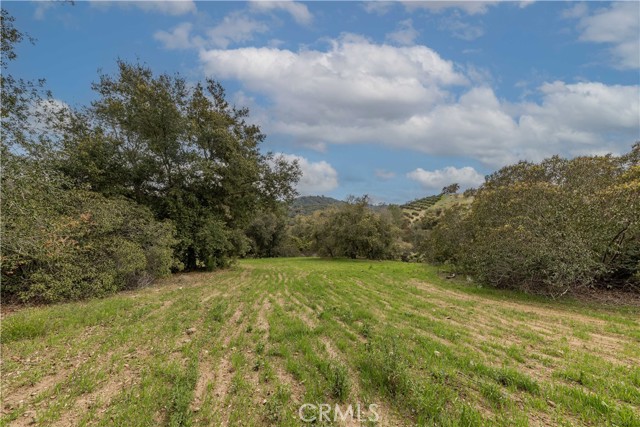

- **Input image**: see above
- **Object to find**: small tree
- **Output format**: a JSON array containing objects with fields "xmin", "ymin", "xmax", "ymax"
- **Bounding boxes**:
[
  {"xmin": 289, "ymin": 196, "xmax": 401, "ymax": 260},
  {"xmin": 441, "ymin": 183, "xmax": 460, "ymax": 195}
]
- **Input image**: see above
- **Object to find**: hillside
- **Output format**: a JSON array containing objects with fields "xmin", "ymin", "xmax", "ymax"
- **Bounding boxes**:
[
  {"xmin": 289, "ymin": 195, "xmax": 345, "ymax": 216},
  {"xmin": 401, "ymin": 194, "xmax": 474, "ymax": 223},
  {"xmin": 290, "ymin": 194, "xmax": 472, "ymax": 221},
  {"xmin": 2, "ymin": 259, "xmax": 638, "ymax": 426}
]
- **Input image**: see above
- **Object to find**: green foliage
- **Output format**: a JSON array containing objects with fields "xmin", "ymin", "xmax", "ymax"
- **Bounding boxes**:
[
  {"xmin": 1, "ymin": 9, "xmax": 54, "ymax": 155},
  {"xmin": 245, "ymin": 208, "xmax": 288, "ymax": 257},
  {"xmin": 1, "ymin": 154, "xmax": 177, "ymax": 303},
  {"xmin": 289, "ymin": 195, "xmax": 345, "ymax": 216},
  {"xmin": 52, "ymin": 60, "xmax": 299, "ymax": 271},
  {"xmin": 288, "ymin": 196, "xmax": 402, "ymax": 260},
  {"xmin": 419, "ymin": 145, "xmax": 640, "ymax": 295},
  {"xmin": 329, "ymin": 363, "xmax": 350, "ymax": 402},
  {"xmin": 441, "ymin": 183, "xmax": 460, "ymax": 195}
]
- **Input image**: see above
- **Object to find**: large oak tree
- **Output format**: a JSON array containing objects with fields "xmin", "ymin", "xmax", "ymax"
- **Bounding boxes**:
[{"xmin": 56, "ymin": 61, "xmax": 300, "ymax": 270}]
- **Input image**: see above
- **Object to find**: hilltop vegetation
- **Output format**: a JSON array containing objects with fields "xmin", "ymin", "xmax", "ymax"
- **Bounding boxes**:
[
  {"xmin": 289, "ymin": 196, "xmax": 345, "ymax": 216},
  {"xmin": 401, "ymin": 194, "xmax": 474, "ymax": 224},
  {"xmin": 401, "ymin": 194, "xmax": 442, "ymax": 222}
]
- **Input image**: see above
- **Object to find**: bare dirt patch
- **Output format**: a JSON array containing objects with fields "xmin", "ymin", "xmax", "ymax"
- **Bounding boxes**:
[
  {"xmin": 272, "ymin": 364, "xmax": 305, "ymax": 404},
  {"xmin": 49, "ymin": 373, "xmax": 126, "ymax": 427},
  {"xmin": 194, "ymin": 303, "xmax": 245, "ymax": 426},
  {"xmin": 190, "ymin": 358, "xmax": 215, "ymax": 413},
  {"xmin": 3, "ymin": 367, "xmax": 72, "ymax": 414}
]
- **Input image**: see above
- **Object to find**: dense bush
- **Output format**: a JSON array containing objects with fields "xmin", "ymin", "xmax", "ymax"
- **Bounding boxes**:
[
  {"xmin": 245, "ymin": 209, "xmax": 288, "ymax": 258},
  {"xmin": 1, "ymin": 154, "xmax": 177, "ymax": 303},
  {"xmin": 420, "ymin": 145, "xmax": 640, "ymax": 296},
  {"xmin": 287, "ymin": 196, "xmax": 403, "ymax": 260}
]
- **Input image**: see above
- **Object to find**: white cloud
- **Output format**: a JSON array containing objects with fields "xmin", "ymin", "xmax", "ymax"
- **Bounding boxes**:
[
  {"xmin": 207, "ymin": 12, "xmax": 269, "ymax": 48},
  {"xmin": 280, "ymin": 154, "xmax": 338, "ymax": 195},
  {"xmin": 200, "ymin": 35, "xmax": 467, "ymax": 123},
  {"xmin": 90, "ymin": 1, "xmax": 196, "ymax": 16},
  {"xmin": 154, "ymin": 22, "xmax": 202, "ymax": 50},
  {"xmin": 569, "ymin": 2, "xmax": 640, "ymax": 69},
  {"xmin": 250, "ymin": 1, "xmax": 313, "ymax": 25},
  {"xmin": 561, "ymin": 3, "xmax": 588, "ymax": 19},
  {"xmin": 386, "ymin": 19, "xmax": 419, "ymax": 46},
  {"xmin": 407, "ymin": 166, "xmax": 485, "ymax": 190},
  {"xmin": 363, "ymin": 1, "xmax": 395, "ymax": 15},
  {"xmin": 199, "ymin": 37, "xmax": 639, "ymax": 168},
  {"xmin": 403, "ymin": 1, "xmax": 498, "ymax": 15},
  {"xmin": 375, "ymin": 169, "xmax": 396, "ymax": 180}
]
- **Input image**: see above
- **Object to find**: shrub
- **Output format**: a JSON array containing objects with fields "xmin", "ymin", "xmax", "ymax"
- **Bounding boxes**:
[
  {"xmin": 418, "ymin": 144, "xmax": 640, "ymax": 296},
  {"xmin": 287, "ymin": 196, "xmax": 403, "ymax": 260},
  {"xmin": 1, "ymin": 154, "xmax": 177, "ymax": 303}
]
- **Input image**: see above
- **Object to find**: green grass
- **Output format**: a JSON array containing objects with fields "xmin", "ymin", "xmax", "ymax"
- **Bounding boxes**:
[{"xmin": 2, "ymin": 259, "xmax": 639, "ymax": 426}]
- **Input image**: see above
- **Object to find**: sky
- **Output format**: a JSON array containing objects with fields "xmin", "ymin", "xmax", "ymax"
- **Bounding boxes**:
[{"xmin": 4, "ymin": 0, "xmax": 640, "ymax": 203}]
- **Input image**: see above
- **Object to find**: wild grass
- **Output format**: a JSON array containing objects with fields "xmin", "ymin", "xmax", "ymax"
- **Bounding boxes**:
[{"xmin": 1, "ymin": 258, "xmax": 638, "ymax": 426}]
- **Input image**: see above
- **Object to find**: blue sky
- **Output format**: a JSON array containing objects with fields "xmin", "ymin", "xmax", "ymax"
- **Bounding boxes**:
[{"xmin": 4, "ymin": 1, "xmax": 640, "ymax": 203}]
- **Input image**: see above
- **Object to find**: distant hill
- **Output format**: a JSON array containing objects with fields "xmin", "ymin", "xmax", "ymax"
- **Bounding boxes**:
[
  {"xmin": 290, "ymin": 194, "xmax": 472, "ymax": 221},
  {"xmin": 401, "ymin": 194, "xmax": 473, "ymax": 223},
  {"xmin": 289, "ymin": 195, "xmax": 345, "ymax": 216}
]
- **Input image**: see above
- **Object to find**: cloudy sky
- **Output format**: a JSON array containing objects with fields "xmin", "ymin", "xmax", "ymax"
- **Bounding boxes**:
[{"xmin": 6, "ymin": 1, "xmax": 640, "ymax": 203}]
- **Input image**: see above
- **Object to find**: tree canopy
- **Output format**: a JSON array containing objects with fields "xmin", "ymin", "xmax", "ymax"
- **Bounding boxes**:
[{"xmin": 55, "ymin": 60, "xmax": 300, "ymax": 270}]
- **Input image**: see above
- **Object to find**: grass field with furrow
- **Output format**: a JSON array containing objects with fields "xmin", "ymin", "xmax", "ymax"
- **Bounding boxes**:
[{"xmin": 2, "ymin": 259, "xmax": 639, "ymax": 426}]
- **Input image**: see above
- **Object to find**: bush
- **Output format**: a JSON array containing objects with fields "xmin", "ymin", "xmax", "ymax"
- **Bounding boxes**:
[
  {"xmin": 418, "ymin": 145, "xmax": 640, "ymax": 296},
  {"xmin": 1, "ymin": 154, "xmax": 177, "ymax": 303},
  {"xmin": 287, "ymin": 196, "xmax": 403, "ymax": 260}
]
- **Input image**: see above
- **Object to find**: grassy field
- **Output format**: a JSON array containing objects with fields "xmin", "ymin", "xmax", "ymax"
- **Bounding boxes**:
[{"xmin": 1, "ymin": 259, "xmax": 639, "ymax": 426}]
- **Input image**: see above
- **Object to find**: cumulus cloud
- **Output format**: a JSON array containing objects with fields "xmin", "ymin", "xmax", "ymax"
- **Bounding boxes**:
[
  {"xmin": 386, "ymin": 19, "xmax": 419, "ymax": 46},
  {"xmin": 280, "ymin": 154, "xmax": 338, "ymax": 195},
  {"xmin": 249, "ymin": 1, "xmax": 313, "ymax": 25},
  {"xmin": 363, "ymin": 1, "xmax": 395, "ymax": 15},
  {"xmin": 568, "ymin": 2, "xmax": 640, "ymax": 69},
  {"xmin": 199, "ymin": 36, "xmax": 639, "ymax": 167},
  {"xmin": 200, "ymin": 35, "xmax": 467, "ymax": 124},
  {"xmin": 207, "ymin": 12, "xmax": 270, "ymax": 48},
  {"xmin": 407, "ymin": 166, "xmax": 485, "ymax": 190},
  {"xmin": 154, "ymin": 22, "xmax": 203, "ymax": 50},
  {"xmin": 91, "ymin": 0, "xmax": 196, "ymax": 16}
]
